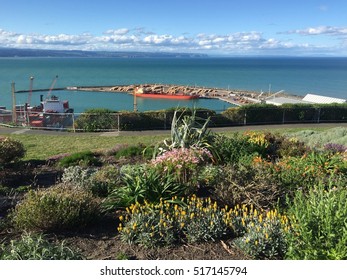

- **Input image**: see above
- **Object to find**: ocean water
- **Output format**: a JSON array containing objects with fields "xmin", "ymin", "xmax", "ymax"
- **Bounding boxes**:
[{"xmin": 0, "ymin": 57, "xmax": 346, "ymax": 113}]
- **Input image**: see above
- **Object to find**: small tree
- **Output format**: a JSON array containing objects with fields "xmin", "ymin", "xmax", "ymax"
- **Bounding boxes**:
[{"xmin": 0, "ymin": 137, "xmax": 25, "ymax": 166}]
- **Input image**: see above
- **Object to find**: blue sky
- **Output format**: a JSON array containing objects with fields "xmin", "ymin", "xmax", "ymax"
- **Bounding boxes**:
[{"xmin": 0, "ymin": 0, "xmax": 346, "ymax": 56}]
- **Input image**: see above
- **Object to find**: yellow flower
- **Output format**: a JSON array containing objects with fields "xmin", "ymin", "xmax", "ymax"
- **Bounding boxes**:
[
  {"xmin": 119, "ymin": 215, "xmax": 124, "ymax": 221},
  {"xmin": 258, "ymin": 215, "xmax": 263, "ymax": 223},
  {"xmin": 180, "ymin": 222, "xmax": 185, "ymax": 228}
]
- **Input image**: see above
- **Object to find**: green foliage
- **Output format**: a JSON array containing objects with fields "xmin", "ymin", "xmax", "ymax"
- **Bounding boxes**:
[
  {"xmin": 266, "ymin": 151, "xmax": 347, "ymax": 193},
  {"xmin": 0, "ymin": 137, "xmax": 26, "ymax": 166},
  {"xmin": 288, "ymin": 127, "xmax": 347, "ymax": 148},
  {"xmin": 286, "ymin": 186, "xmax": 347, "ymax": 260},
  {"xmin": 118, "ymin": 195, "xmax": 233, "ymax": 247},
  {"xmin": 211, "ymin": 133, "xmax": 265, "ymax": 164},
  {"xmin": 89, "ymin": 165, "xmax": 121, "ymax": 197},
  {"xmin": 61, "ymin": 166, "xmax": 97, "ymax": 189},
  {"xmin": 164, "ymin": 109, "xmax": 213, "ymax": 151},
  {"xmin": 102, "ymin": 164, "xmax": 186, "ymax": 210},
  {"xmin": 74, "ymin": 108, "xmax": 118, "ymax": 132},
  {"xmin": 12, "ymin": 185, "xmax": 100, "ymax": 232},
  {"xmin": 115, "ymin": 144, "xmax": 153, "ymax": 160},
  {"xmin": 58, "ymin": 151, "xmax": 101, "ymax": 168},
  {"xmin": 0, "ymin": 232, "xmax": 83, "ymax": 260}
]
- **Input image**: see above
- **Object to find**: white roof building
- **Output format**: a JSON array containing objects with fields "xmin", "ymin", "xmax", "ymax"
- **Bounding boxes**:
[
  {"xmin": 302, "ymin": 94, "xmax": 346, "ymax": 104},
  {"xmin": 265, "ymin": 94, "xmax": 346, "ymax": 106},
  {"xmin": 266, "ymin": 97, "xmax": 311, "ymax": 106}
]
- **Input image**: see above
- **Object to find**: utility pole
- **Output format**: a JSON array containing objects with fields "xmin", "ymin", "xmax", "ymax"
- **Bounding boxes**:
[
  {"xmin": 11, "ymin": 81, "xmax": 17, "ymax": 124},
  {"xmin": 133, "ymin": 88, "xmax": 138, "ymax": 112}
]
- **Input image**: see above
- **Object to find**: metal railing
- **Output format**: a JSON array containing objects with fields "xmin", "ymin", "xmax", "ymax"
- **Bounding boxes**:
[{"xmin": 1, "ymin": 107, "xmax": 346, "ymax": 132}]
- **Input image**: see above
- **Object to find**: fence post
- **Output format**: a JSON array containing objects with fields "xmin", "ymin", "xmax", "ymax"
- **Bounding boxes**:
[
  {"xmin": 164, "ymin": 112, "xmax": 167, "ymax": 130},
  {"xmin": 72, "ymin": 113, "xmax": 75, "ymax": 133},
  {"xmin": 243, "ymin": 109, "xmax": 247, "ymax": 125},
  {"xmin": 282, "ymin": 109, "xmax": 285, "ymax": 124},
  {"xmin": 317, "ymin": 107, "xmax": 321, "ymax": 123},
  {"xmin": 117, "ymin": 113, "xmax": 120, "ymax": 132}
]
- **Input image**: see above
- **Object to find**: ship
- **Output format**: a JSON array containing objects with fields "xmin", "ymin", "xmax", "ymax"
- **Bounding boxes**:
[
  {"xmin": 19, "ymin": 76, "xmax": 74, "ymax": 128},
  {"xmin": 134, "ymin": 86, "xmax": 199, "ymax": 100}
]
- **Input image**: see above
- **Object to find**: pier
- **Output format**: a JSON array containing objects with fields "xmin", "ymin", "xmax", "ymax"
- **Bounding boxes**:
[{"xmin": 71, "ymin": 84, "xmax": 260, "ymax": 106}]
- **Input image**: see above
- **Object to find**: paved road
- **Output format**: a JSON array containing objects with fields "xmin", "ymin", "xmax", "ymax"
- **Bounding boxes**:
[{"xmin": 1, "ymin": 123, "xmax": 347, "ymax": 137}]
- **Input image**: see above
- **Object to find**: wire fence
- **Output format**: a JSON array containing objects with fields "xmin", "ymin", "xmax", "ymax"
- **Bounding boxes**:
[{"xmin": 1, "ymin": 106, "xmax": 346, "ymax": 132}]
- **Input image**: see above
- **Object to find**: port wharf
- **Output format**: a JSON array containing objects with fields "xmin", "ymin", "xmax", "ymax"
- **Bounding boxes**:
[
  {"xmin": 69, "ymin": 84, "xmax": 263, "ymax": 106},
  {"xmin": 15, "ymin": 80, "xmax": 347, "ymax": 108}
]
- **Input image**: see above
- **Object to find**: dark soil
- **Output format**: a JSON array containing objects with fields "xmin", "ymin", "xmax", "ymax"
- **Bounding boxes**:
[
  {"xmin": 0, "ymin": 157, "xmax": 249, "ymax": 260},
  {"xmin": 53, "ymin": 215, "xmax": 249, "ymax": 260}
]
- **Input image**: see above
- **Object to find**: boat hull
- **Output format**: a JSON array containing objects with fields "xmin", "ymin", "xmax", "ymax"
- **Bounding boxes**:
[{"xmin": 134, "ymin": 93, "xmax": 199, "ymax": 100}]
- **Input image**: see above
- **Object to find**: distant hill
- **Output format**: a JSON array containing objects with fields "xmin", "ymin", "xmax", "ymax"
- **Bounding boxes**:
[{"xmin": 0, "ymin": 48, "xmax": 208, "ymax": 58}]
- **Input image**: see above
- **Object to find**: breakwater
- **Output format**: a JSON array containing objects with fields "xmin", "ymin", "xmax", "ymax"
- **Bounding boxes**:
[
  {"xmin": 15, "ymin": 83, "xmax": 296, "ymax": 107},
  {"xmin": 73, "ymin": 84, "xmax": 263, "ymax": 106}
]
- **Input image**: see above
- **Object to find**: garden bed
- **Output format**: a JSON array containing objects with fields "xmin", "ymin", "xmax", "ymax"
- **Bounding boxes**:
[{"xmin": 1, "ymin": 121, "xmax": 347, "ymax": 260}]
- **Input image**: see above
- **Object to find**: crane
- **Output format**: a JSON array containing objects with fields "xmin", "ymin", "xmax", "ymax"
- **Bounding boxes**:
[
  {"xmin": 265, "ymin": 90, "xmax": 285, "ymax": 100},
  {"xmin": 27, "ymin": 76, "xmax": 34, "ymax": 105},
  {"xmin": 47, "ymin": 75, "xmax": 58, "ymax": 99}
]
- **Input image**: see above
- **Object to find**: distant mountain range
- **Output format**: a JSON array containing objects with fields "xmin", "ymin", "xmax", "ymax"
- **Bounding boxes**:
[{"xmin": 0, "ymin": 48, "xmax": 208, "ymax": 58}]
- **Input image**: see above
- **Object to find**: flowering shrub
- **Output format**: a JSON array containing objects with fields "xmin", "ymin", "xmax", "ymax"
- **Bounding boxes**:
[
  {"xmin": 151, "ymin": 147, "xmax": 213, "ymax": 186},
  {"xmin": 254, "ymin": 151, "xmax": 347, "ymax": 193},
  {"xmin": 232, "ymin": 205, "xmax": 291, "ymax": 259},
  {"xmin": 324, "ymin": 143, "xmax": 347, "ymax": 154},
  {"xmin": 244, "ymin": 131, "xmax": 269, "ymax": 149},
  {"xmin": 0, "ymin": 137, "xmax": 25, "ymax": 165},
  {"xmin": 118, "ymin": 195, "xmax": 233, "ymax": 247}
]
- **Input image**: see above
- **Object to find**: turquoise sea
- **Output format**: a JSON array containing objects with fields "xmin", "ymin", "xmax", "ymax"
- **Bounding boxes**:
[{"xmin": 0, "ymin": 57, "xmax": 346, "ymax": 113}]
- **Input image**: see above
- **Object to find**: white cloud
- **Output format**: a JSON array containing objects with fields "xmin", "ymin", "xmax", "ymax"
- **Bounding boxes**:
[
  {"xmin": 104, "ymin": 28, "xmax": 129, "ymax": 35},
  {"xmin": 0, "ymin": 26, "xmax": 346, "ymax": 55},
  {"xmin": 284, "ymin": 26, "xmax": 347, "ymax": 36}
]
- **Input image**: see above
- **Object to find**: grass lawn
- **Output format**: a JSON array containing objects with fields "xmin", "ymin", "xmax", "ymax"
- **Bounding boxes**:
[
  {"xmin": 7, "ymin": 134, "xmax": 168, "ymax": 160},
  {"xmin": 3, "ymin": 125, "xmax": 347, "ymax": 160}
]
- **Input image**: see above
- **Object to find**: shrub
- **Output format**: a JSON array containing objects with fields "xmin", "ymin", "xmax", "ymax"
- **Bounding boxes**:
[
  {"xmin": 265, "ymin": 151, "xmax": 347, "ymax": 193},
  {"xmin": 0, "ymin": 137, "xmax": 25, "ymax": 166},
  {"xmin": 12, "ymin": 185, "xmax": 100, "ymax": 232},
  {"xmin": 102, "ymin": 164, "xmax": 186, "ymax": 210},
  {"xmin": 118, "ymin": 195, "xmax": 233, "ymax": 247},
  {"xmin": 115, "ymin": 144, "xmax": 153, "ymax": 160},
  {"xmin": 151, "ymin": 147, "xmax": 213, "ymax": 186},
  {"xmin": 74, "ymin": 108, "xmax": 118, "ymax": 132},
  {"xmin": 89, "ymin": 165, "xmax": 121, "ymax": 197},
  {"xmin": 61, "ymin": 166, "xmax": 97, "ymax": 189},
  {"xmin": 212, "ymin": 133, "xmax": 265, "ymax": 164},
  {"xmin": 232, "ymin": 206, "xmax": 290, "ymax": 260},
  {"xmin": 212, "ymin": 163, "xmax": 283, "ymax": 209},
  {"xmin": 286, "ymin": 186, "xmax": 347, "ymax": 260},
  {"xmin": 0, "ymin": 232, "xmax": 83, "ymax": 260},
  {"xmin": 163, "ymin": 109, "xmax": 213, "ymax": 151},
  {"xmin": 197, "ymin": 165, "xmax": 223, "ymax": 188},
  {"xmin": 263, "ymin": 133, "xmax": 308, "ymax": 159},
  {"xmin": 58, "ymin": 151, "xmax": 101, "ymax": 168}
]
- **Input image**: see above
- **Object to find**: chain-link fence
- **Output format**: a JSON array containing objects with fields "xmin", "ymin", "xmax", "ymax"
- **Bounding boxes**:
[{"xmin": 1, "ymin": 106, "xmax": 346, "ymax": 132}]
